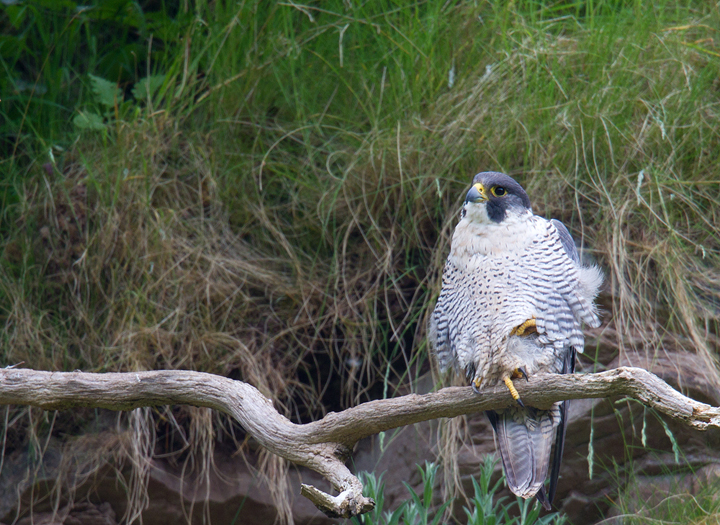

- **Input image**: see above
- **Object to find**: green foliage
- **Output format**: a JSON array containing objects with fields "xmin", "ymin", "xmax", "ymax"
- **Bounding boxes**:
[
  {"xmin": 71, "ymin": 73, "xmax": 166, "ymax": 130},
  {"xmin": 0, "ymin": 0, "xmax": 191, "ymax": 155},
  {"xmin": 352, "ymin": 459, "xmax": 566, "ymax": 525},
  {"xmin": 89, "ymin": 74, "xmax": 122, "ymax": 109},
  {"xmin": 131, "ymin": 74, "xmax": 165, "ymax": 102},
  {"xmin": 464, "ymin": 458, "xmax": 514, "ymax": 525},
  {"xmin": 615, "ymin": 475, "xmax": 720, "ymax": 524},
  {"xmin": 400, "ymin": 462, "xmax": 453, "ymax": 525},
  {"xmin": 72, "ymin": 110, "xmax": 106, "ymax": 131},
  {"xmin": 2, "ymin": 0, "xmax": 719, "ymax": 438}
]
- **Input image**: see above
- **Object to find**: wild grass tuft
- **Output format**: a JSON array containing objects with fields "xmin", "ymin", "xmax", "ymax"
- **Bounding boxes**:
[
  {"xmin": 608, "ymin": 465, "xmax": 720, "ymax": 524},
  {"xmin": 352, "ymin": 458, "xmax": 566, "ymax": 525}
]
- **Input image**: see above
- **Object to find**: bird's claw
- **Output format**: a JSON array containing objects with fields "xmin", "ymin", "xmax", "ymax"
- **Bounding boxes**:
[
  {"xmin": 504, "ymin": 376, "xmax": 525, "ymax": 407},
  {"xmin": 511, "ymin": 317, "xmax": 537, "ymax": 337},
  {"xmin": 513, "ymin": 367, "xmax": 529, "ymax": 382},
  {"xmin": 472, "ymin": 377, "xmax": 482, "ymax": 394}
]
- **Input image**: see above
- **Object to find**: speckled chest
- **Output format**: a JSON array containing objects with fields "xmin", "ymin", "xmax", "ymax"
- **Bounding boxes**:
[
  {"xmin": 447, "ymin": 213, "xmax": 545, "ymax": 315},
  {"xmin": 441, "ymin": 214, "xmax": 557, "ymax": 375}
]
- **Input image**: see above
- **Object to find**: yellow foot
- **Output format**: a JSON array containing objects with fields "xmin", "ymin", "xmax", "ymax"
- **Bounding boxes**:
[
  {"xmin": 511, "ymin": 317, "xmax": 537, "ymax": 337},
  {"xmin": 472, "ymin": 377, "xmax": 483, "ymax": 394},
  {"xmin": 511, "ymin": 367, "xmax": 529, "ymax": 381},
  {"xmin": 504, "ymin": 376, "xmax": 525, "ymax": 408}
]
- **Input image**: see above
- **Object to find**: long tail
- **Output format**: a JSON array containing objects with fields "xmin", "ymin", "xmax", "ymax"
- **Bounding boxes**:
[
  {"xmin": 486, "ymin": 406, "xmax": 559, "ymax": 509},
  {"xmin": 486, "ymin": 348, "xmax": 576, "ymax": 510},
  {"xmin": 547, "ymin": 348, "xmax": 576, "ymax": 506}
]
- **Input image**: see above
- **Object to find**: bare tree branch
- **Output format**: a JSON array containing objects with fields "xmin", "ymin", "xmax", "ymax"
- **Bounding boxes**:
[{"xmin": 1, "ymin": 366, "xmax": 719, "ymax": 518}]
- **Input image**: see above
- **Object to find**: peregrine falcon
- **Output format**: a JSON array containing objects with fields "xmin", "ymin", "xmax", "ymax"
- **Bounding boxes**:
[{"xmin": 430, "ymin": 172, "xmax": 602, "ymax": 509}]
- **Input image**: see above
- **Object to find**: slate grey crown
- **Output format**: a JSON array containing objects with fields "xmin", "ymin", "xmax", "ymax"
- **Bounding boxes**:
[{"xmin": 464, "ymin": 171, "xmax": 532, "ymax": 223}]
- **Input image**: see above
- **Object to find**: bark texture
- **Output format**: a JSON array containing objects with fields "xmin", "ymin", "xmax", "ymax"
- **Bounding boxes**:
[{"xmin": 1, "ymin": 366, "xmax": 718, "ymax": 518}]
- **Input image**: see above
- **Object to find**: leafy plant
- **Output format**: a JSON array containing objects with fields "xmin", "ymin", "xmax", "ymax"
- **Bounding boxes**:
[
  {"xmin": 0, "ymin": 0, "xmax": 187, "ymax": 151},
  {"xmin": 72, "ymin": 73, "xmax": 166, "ymax": 131},
  {"xmin": 352, "ymin": 458, "xmax": 565, "ymax": 525}
]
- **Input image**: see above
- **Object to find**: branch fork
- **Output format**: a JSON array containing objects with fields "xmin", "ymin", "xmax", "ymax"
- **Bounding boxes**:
[{"xmin": 1, "ymin": 366, "xmax": 719, "ymax": 517}]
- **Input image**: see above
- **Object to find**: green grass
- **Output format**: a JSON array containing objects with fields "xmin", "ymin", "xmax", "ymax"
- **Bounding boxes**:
[
  {"xmin": 609, "ymin": 458, "xmax": 720, "ymax": 524},
  {"xmin": 352, "ymin": 459, "xmax": 566, "ymax": 525},
  {"xmin": 1, "ymin": 0, "xmax": 720, "ymax": 523}
]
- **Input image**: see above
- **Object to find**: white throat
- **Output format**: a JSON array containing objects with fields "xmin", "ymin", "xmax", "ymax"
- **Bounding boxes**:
[{"xmin": 449, "ymin": 205, "xmax": 536, "ymax": 262}]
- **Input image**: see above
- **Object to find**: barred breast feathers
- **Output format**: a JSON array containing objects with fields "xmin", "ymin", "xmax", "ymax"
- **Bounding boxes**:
[
  {"xmin": 437, "ymin": 213, "xmax": 602, "ymax": 362},
  {"xmin": 432, "ymin": 199, "xmax": 603, "ymax": 376}
]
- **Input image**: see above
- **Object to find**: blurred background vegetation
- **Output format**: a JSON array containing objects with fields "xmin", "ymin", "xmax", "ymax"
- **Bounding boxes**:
[{"xmin": 1, "ymin": 0, "xmax": 719, "ymax": 523}]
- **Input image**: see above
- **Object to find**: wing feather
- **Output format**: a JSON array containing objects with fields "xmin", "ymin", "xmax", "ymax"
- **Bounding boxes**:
[
  {"xmin": 548, "ymin": 347, "xmax": 576, "ymax": 506},
  {"xmin": 551, "ymin": 219, "xmax": 580, "ymax": 264},
  {"xmin": 521, "ymin": 219, "xmax": 601, "ymax": 352}
]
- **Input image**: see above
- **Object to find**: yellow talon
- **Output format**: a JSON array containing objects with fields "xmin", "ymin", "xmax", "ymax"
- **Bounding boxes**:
[
  {"xmin": 512, "ymin": 367, "xmax": 528, "ymax": 381},
  {"xmin": 504, "ymin": 376, "xmax": 525, "ymax": 407},
  {"xmin": 511, "ymin": 317, "xmax": 537, "ymax": 337},
  {"xmin": 472, "ymin": 377, "xmax": 484, "ymax": 394}
]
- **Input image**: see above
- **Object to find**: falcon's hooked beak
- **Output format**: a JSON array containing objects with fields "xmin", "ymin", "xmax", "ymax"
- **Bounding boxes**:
[{"xmin": 465, "ymin": 183, "xmax": 488, "ymax": 204}]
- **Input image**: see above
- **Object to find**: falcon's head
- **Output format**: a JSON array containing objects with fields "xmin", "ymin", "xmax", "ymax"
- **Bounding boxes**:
[{"xmin": 463, "ymin": 172, "xmax": 532, "ymax": 224}]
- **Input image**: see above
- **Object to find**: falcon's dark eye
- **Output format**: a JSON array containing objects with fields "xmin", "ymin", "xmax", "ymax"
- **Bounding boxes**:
[{"xmin": 491, "ymin": 186, "xmax": 507, "ymax": 197}]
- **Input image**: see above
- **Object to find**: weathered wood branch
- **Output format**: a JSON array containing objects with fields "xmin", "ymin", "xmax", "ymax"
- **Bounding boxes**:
[{"xmin": 1, "ymin": 366, "xmax": 719, "ymax": 517}]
